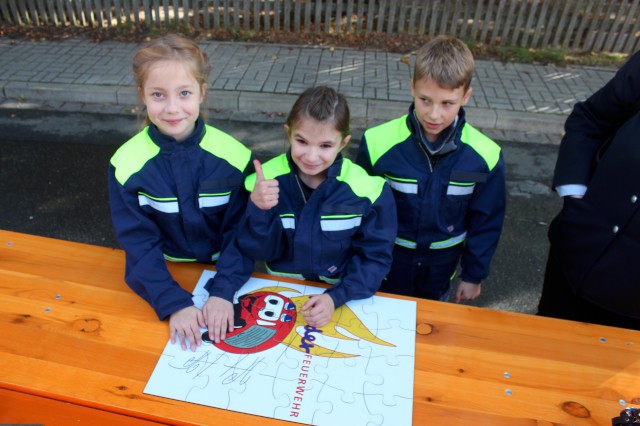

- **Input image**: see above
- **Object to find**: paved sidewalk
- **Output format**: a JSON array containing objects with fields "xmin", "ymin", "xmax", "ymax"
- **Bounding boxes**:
[{"xmin": 0, "ymin": 37, "xmax": 617, "ymax": 143}]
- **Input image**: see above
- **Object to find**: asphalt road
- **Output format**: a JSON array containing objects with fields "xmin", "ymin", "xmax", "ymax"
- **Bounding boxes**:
[{"xmin": 0, "ymin": 108, "xmax": 562, "ymax": 315}]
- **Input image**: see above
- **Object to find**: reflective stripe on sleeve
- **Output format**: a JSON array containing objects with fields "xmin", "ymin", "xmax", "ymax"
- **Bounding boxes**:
[
  {"xmin": 319, "ymin": 276, "xmax": 340, "ymax": 285},
  {"xmin": 163, "ymin": 254, "xmax": 196, "ymax": 262},
  {"xmin": 164, "ymin": 252, "xmax": 218, "ymax": 262}
]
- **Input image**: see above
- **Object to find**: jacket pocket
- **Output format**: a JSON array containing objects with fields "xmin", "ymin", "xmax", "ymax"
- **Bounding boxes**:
[
  {"xmin": 319, "ymin": 205, "xmax": 363, "ymax": 273},
  {"xmin": 137, "ymin": 191, "xmax": 184, "ymax": 235},
  {"xmin": 198, "ymin": 178, "xmax": 243, "ymax": 213},
  {"xmin": 320, "ymin": 204, "xmax": 363, "ymax": 241},
  {"xmin": 439, "ymin": 171, "xmax": 487, "ymax": 229},
  {"xmin": 138, "ymin": 191, "xmax": 179, "ymax": 214},
  {"xmin": 384, "ymin": 174, "xmax": 419, "ymax": 232}
]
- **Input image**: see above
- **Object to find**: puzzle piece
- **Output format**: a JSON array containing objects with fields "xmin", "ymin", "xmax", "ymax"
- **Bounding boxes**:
[
  {"xmin": 384, "ymin": 313, "xmax": 418, "ymax": 332},
  {"xmin": 362, "ymin": 297, "xmax": 417, "ymax": 331},
  {"xmin": 145, "ymin": 346, "xmax": 236, "ymax": 406},
  {"xmin": 257, "ymin": 346, "xmax": 299, "ymax": 408},
  {"xmin": 356, "ymin": 392, "xmax": 412, "ymax": 425},
  {"xmin": 311, "ymin": 382, "xmax": 384, "ymax": 426},
  {"xmin": 356, "ymin": 299, "xmax": 417, "ymax": 369},
  {"xmin": 312, "ymin": 340, "xmax": 385, "ymax": 406},
  {"xmin": 343, "ymin": 296, "xmax": 383, "ymax": 335},
  {"xmin": 215, "ymin": 353, "xmax": 283, "ymax": 415}
]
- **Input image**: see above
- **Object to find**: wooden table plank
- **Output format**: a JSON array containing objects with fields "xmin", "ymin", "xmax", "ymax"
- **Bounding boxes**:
[
  {"xmin": 0, "ymin": 387, "xmax": 169, "ymax": 426},
  {"xmin": 1, "ymin": 229, "xmax": 639, "ymax": 425}
]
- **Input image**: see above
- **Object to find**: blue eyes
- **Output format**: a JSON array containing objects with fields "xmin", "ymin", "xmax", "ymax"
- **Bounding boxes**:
[{"xmin": 149, "ymin": 91, "xmax": 192, "ymax": 99}]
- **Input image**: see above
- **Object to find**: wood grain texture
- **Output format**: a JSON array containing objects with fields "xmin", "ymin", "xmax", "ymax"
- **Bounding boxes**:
[{"xmin": 1, "ymin": 229, "xmax": 639, "ymax": 425}]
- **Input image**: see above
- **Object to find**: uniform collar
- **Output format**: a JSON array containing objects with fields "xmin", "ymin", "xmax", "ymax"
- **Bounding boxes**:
[
  {"xmin": 285, "ymin": 150, "xmax": 344, "ymax": 180},
  {"xmin": 407, "ymin": 103, "xmax": 466, "ymax": 158},
  {"xmin": 147, "ymin": 118, "xmax": 205, "ymax": 151}
]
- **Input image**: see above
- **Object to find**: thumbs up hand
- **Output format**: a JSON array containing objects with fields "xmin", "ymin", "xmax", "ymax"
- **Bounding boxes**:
[{"xmin": 250, "ymin": 159, "xmax": 280, "ymax": 210}]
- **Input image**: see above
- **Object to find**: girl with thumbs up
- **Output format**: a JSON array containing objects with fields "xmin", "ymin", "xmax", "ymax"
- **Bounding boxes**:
[{"xmin": 238, "ymin": 86, "xmax": 397, "ymax": 327}]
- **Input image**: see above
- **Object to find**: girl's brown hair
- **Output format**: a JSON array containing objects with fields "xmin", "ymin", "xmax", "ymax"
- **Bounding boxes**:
[{"xmin": 286, "ymin": 86, "xmax": 351, "ymax": 140}]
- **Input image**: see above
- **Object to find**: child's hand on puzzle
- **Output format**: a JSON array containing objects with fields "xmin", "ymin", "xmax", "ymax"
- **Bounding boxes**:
[
  {"xmin": 202, "ymin": 296, "xmax": 235, "ymax": 344},
  {"xmin": 301, "ymin": 294, "xmax": 335, "ymax": 328},
  {"xmin": 169, "ymin": 305, "xmax": 205, "ymax": 351},
  {"xmin": 250, "ymin": 159, "xmax": 279, "ymax": 210}
]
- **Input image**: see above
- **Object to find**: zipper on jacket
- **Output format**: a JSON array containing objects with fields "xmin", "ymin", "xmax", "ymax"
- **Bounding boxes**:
[
  {"xmin": 416, "ymin": 140, "xmax": 435, "ymax": 173},
  {"xmin": 294, "ymin": 175, "xmax": 308, "ymax": 204}
]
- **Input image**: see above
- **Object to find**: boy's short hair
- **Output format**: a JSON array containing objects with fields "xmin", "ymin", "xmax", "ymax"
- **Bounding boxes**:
[{"xmin": 413, "ymin": 36, "xmax": 475, "ymax": 91}]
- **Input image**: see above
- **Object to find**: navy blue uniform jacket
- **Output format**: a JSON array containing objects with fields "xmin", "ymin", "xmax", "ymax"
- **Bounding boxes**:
[
  {"xmin": 108, "ymin": 120, "xmax": 254, "ymax": 320},
  {"xmin": 356, "ymin": 107, "xmax": 506, "ymax": 284},
  {"xmin": 238, "ymin": 153, "xmax": 397, "ymax": 308}
]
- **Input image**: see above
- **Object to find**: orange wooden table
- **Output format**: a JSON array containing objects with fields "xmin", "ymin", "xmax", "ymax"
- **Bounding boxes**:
[{"xmin": 1, "ymin": 229, "xmax": 639, "ymax": 425}]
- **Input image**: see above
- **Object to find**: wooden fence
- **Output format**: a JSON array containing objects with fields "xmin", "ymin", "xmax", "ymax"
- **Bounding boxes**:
[{"xmin": 1, "ymin": 0, "xmax": 639, "ymax": 53}]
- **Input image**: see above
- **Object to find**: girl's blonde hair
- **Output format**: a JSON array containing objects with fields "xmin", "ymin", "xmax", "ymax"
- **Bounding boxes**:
[{"xmin": 132, "ymin": 33, "xmax": 211, "ymax": 123}]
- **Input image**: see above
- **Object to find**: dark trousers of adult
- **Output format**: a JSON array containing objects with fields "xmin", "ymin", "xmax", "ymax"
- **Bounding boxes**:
[{"xmin": 537, "ymin": 247, "xmax": 640, "ymax": 330}]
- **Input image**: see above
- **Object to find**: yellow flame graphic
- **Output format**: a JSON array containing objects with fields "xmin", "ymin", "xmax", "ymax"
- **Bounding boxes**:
[{"xmin": 246, "ymin": 286, "xmax": 394, "ymax": 358}]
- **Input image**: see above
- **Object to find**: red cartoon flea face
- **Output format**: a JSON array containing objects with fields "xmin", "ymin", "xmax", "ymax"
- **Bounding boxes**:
[{"xmin": 202, "ymin": 291, "xmax": 297, "ymax": 353}]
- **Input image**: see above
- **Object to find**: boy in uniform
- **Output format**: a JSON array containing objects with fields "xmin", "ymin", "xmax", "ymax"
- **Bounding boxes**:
[{"xmin": 356, "ymin": 36, "xmax": 506, "ymax": 302}]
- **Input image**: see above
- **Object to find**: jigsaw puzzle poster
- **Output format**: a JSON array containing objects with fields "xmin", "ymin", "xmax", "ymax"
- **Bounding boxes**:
[{"xmin": 144, "ymin": 270, "xmax": 416, "ymax": 426}]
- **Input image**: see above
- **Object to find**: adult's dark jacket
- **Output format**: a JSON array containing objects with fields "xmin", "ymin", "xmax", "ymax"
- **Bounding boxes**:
[{"xmin": 549, "ymin": 51, "xmax": 640, "ymax": 318}]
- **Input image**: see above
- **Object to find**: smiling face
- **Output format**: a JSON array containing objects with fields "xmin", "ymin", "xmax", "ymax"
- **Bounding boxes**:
[
  {"xmin": 286, "ymin": 116, "xmax": 350, "ymax": 189},
  {"xmin": 141, "ymin": 59, "xmax": 205, "ymax": 142},
  {"xmin": 411, "ymin": 76, "xmax": 472, "ymax": 142}
]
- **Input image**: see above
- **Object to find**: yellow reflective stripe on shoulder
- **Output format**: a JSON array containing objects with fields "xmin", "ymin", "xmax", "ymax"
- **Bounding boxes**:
[
  {"xmin": 245, "ymin": 154, "xmax": 291, "ymax": 191},
  {"xmin": 200, "ymin": 125, "xmax": 252, "ymax": 172},
  {"xmin": 460, "ymin": 124, "xmax": 501, "ymax": 171},
  {"xmin": 363, "ymin": 115, "xmax": 411, "ymax": 167},
  {"xmin": 110, "ymin": 128, "xmax": 160, "ymax": 186},
  {"xmin": 337, "ymin": 159, "xmax": 386, "ymax": 204}
]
